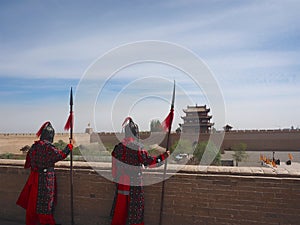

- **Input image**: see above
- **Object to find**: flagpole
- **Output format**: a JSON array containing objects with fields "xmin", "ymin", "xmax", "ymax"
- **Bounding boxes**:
[{"xmin": 159, "ymin": 81, "xmax": 175, "ymax": 225}]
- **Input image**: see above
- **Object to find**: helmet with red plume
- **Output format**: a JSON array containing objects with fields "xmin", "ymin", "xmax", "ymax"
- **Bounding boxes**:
[
  {"xmin": 36, "ymin": 121, "xmax": 55, "ymax": 143},
  {"xmin": 122, "ymin": 117, "xmax": 139, "ymax": 139}
]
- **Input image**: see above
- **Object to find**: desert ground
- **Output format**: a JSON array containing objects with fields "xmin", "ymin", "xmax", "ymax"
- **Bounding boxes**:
[
  {"xmin": 0, "ymin": 133, "xmax": 90, "ymax": 155},
  {"xmin": 1, "ymin": 133, "xmax": 299, "ymax": 168}
]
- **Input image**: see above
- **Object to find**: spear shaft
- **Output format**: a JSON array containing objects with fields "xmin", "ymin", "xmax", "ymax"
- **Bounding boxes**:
[
  {"xmin": 159, "ymin": 81, "xmax": 175, "ymax": 225},
  {"xmin": 69, "ymin": 88, "xmax": 74, "ymax": 225}
]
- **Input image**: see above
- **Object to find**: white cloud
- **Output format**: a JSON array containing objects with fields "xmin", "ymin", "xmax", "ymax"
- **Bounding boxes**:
[{"xmin": 1, "ymin": 0, "xmax": 300, "ymax": 132}]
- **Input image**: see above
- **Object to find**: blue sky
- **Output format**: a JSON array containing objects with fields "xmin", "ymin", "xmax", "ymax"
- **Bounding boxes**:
[{"xmin": 0, "ymin": 0, "xmax": 300, "ymax": 133}]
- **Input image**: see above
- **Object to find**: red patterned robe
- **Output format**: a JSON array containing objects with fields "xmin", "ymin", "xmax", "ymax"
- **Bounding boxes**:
[
  {"xmin": 110, "ymin": 137, "xmax": 168, "ymax": 225},
  {"xmin": 16, "ymin": 140, "xmax": 72, "ymax": 225}
]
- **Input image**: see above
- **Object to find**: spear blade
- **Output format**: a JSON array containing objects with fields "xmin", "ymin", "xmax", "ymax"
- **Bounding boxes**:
[
  {"xmin": 70, "ymin": 87, "xmax": 73, "ymax": 106},
  {"xmin": 171, "ymin": 80, "xmax": 175, "ymax": 108}
]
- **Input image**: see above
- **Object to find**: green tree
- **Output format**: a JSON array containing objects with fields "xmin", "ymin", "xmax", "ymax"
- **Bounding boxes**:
[
  {"xmin": 193, "ymin": 141, "xmax": 221, "ymax": 165},
  {"xmin": 53, "ymin": 140, "xmax": 67, "ymax": 150},
  {"xmin": 53, "ymin": 140, "xmax": 81, "ymax": 156},
  {"xmin": 150, "ymin": 119, "xmax": 163, "ymax": 132},
  {"xmin": 232, "ymin": 143, "xmax": 248, "ymax": 166},
  {"xmin": 170, "ymin": 139, "xmax": 193, "ymax": 155}
]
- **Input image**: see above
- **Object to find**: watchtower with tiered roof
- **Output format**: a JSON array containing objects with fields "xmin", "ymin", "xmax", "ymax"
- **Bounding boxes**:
[{"xmin": 180, "ymin": 105, "xmax": 214, "ymax": 133}]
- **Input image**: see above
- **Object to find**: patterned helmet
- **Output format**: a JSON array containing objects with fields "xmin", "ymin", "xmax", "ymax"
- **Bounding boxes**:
[
  {"xmin": 36, "ymin": 121, "xmax": 55, "ymax": 143},
  {"xmin": 122, "ymin": 117, "xmax": 139, "ymax": 139}
]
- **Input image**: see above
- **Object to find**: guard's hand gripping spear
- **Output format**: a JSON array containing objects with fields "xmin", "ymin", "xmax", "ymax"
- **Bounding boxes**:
[
  {"xmin": 159, "ymin": 81, "xmax": 175, "ymax": 225},
  {"xmin": 64, "ymin": 87, "xmax": 74, "ymax": 225}
]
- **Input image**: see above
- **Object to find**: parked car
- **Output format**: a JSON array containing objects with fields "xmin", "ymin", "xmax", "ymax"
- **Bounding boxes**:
[{"xmin": 174, "ymin": 153, "xmax": 188, "ymax": 161}]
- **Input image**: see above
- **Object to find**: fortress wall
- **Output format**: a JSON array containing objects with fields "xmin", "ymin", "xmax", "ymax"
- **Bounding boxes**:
[
  {"xmin": 222, "ymin": 130, "xmax": 300, "ymax": 151},
  {"xmin": 1, "ymin": 160, "xmax": 300, "ymax": 225},
  {"xmin": 91, "ymin": 130, "xmax": 300, "ymax": 152},
  {"xmin": 1, "ymin": 129, "xmax": 298, "ymax": 155}
]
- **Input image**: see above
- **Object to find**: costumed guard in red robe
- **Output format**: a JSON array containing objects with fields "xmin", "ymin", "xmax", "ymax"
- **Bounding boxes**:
[
  {"xmin": 110, "ymin": 117, "xmax": 170, "ymax": 225},
  {"xmin": 16, "ymin": 121, "xmax": 73, "ymax": 225}
]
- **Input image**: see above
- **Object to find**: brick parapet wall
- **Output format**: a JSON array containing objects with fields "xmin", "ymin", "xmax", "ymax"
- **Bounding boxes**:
[{"xmin": 1, "ymin": 160, "xmax": 300, "ymax": 225}]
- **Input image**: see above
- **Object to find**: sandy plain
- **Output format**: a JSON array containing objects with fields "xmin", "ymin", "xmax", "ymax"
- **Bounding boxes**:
[{"xmin": 0, "ymin": 133, "xmax": 90, "ymax": 154}]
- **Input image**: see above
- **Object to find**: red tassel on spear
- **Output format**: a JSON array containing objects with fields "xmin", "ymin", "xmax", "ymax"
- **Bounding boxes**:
[
  {"xmin": 64, "ymin": 112, "xmax": 73, "ymax": 131},
  {"xmin": 64, "ymin": 87, "xmax": 74, "ymax": 225},
  {"xmin": 64, "ymin": 88, "xmax": 73, "ymax": 133},
  {"xmin": 161, "ymin": 81, "xmax": 175, "ymax": 132},
  {"xmin": 161, "ymin": 108, "xmax": 174, "ymax": 132}
]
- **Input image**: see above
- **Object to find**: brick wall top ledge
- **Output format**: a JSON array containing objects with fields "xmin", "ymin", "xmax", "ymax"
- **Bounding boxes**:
[{"xmin": 1, "ymin": 159, "xmax": 299, "ymax": 178}]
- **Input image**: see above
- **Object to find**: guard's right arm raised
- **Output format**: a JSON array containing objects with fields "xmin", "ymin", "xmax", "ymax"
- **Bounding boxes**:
[{"xmin": 139, "ymin": 149, "xmax": 170, "ymax": 168}]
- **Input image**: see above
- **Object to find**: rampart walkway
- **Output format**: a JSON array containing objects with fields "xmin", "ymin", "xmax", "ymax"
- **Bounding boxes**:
[{"xmin": 1, "ymin": 159, "xmax": 300, "ymax": 225}]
